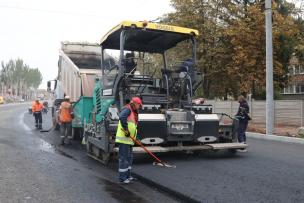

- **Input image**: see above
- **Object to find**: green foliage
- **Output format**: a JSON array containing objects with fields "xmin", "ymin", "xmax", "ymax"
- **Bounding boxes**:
[
  {"xmin": 294, "ymin": 18, "xmax": 304, "ymax": 65},
  {"xmin": 162, "ymin": 0, "xmax": 303, "ymax": 99},
  {"xmin": 253, "ymin": 88, "xmax": 283, "ymax": 100},
  {"xmin": 0, "ymin": 59, "xmax": 42, "ymax": 96}
]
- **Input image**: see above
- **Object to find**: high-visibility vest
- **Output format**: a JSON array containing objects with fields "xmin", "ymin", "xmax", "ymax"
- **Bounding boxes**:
[
  {"xmin": 115, "ymin": 104, "xmax": 138, "ymax": 145},
  {"xmin": 59, "ymin": 101, "xmax": 72, "ymax": 122},
  {"xmin": 32, "ymin": 102, "xmax": 43, "ymax": 112}
]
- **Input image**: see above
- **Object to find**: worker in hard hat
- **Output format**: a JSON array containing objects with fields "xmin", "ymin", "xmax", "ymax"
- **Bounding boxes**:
[
  {"xmin": 115, "ymin": 97, "xmax": 143, "ymax": 184},
  {"xmin": 59, "ymin": 95, "xmax": 73, "ymax": 145},
  {"xmin": 32, "ymin": 99, "xmax": 44, "ymax": 129}
]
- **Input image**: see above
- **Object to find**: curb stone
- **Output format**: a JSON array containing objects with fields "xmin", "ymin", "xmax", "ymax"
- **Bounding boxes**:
[{"xmin": 247, "ymin": 132, "xmax": 304, "ymax": 145}]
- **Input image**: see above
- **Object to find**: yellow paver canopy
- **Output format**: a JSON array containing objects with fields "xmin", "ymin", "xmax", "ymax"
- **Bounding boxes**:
[{"xmin": 100, "ymin": 21, "xmax": 199, "ymax": 53}]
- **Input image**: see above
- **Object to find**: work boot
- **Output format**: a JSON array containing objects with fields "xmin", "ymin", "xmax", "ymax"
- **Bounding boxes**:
[
  {"xmin": 128, "ymin": 176, "xmax": 137, "ymax": 181},
  {"xmin": 120, "ymin": 179, "xmax": 130, "ymax": 184}
]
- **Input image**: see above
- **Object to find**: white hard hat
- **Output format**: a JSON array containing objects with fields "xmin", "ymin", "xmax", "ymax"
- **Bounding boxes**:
[{"xmin": 64, "ymin": 95, "xmax": 70, "ymax": 99}]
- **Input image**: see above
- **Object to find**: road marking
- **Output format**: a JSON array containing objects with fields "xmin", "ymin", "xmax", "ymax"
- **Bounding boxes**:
[
  {"xmin": 19, "ymin": 110, "xmax": 57, "ymax": 154},
  {"xmin": 38, "ymin": 139, "xmax": 55, "ymax": 153},
  {"xmin": 19, "ymin": 111, "xmax": 33, "ymax": 134}
]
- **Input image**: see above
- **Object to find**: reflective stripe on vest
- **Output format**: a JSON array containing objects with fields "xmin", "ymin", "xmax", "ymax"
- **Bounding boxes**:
[
  {"xmin": 115, "ymin": 105, "xmax": 138, "ymax": 145},
  {"xmin": 119, "ymin": 168, "xmax": 128, "ymax": 172},
  {"xmin": 118, "ymin": 166, "xmax": 132, "ymax": 173}
]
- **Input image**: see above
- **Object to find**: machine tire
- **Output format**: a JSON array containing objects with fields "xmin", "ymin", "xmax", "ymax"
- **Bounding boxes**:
[
  {"xmin": 98, "ymin": 121, "xmax": 111, "ymax": 165},
  {"xmin": 99, "ymin": 149, "xmax": 110, "ymax": 165},
  {"xmin": 55, "ymin": 123, "xmax": 60, "ymax": 131},
  {"xmin": 87, "ymin": 140, "xmax": 111, "ymax": 165},
  {"xmin": 85, "ymin": 122, "xmax": 112, "ymax": 165},
  {"xmin": 86, "ymin": 138, "xmax": 91, "ymax": 153},
  {"xmin": 72, "ymin": 128, "xmax": 83, "ymax": 141}
]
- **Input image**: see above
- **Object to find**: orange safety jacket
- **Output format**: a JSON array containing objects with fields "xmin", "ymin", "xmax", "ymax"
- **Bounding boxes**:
[
  {"xmin": 32, "ymin": 102, "xmax": 43, "ymax": 113},
  {"xmin": 59, "ymin": 101, "xmax": 73, "ymax": 123},
  {"xmin": 125, "ymin": 104, "xmax": 138, "ymax": 124}
]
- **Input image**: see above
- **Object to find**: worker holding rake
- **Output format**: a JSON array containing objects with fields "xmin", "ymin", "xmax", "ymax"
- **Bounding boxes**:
[{"xmin": 115, "ymin": 97, "xmax": 143, "ymax": 184}]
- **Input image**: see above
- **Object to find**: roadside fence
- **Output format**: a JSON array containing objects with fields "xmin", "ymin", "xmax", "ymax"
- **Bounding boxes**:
[{"xmin": 208, "ymin": 100, "xmax": 304, "ymax": 127}]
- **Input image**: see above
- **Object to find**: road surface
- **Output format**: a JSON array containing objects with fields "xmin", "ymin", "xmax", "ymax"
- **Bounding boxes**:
[
  {"xmin": 0, "ymin": 103, "xmax": 175, "ymax": 203},
  {"xmin": 1, "ymin": 103, "xmax": 304, "ymax": 203}
]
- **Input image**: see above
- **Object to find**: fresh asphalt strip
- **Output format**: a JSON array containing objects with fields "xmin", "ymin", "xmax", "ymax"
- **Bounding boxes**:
[
  {"xmin": 128, "ymin": 132, "xmax": 304, "ymax": 203},
  {"xmin": 107, "ymin": 160, "xmax": 198, "ymax": 203},
  {"xmin": 132, "ymin": 172, "xmax": 201, "ymax": 203}
]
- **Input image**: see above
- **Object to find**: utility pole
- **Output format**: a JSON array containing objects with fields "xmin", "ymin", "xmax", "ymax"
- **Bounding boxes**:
[{"xmin": 265, "ymin": 0, "xmax": 274, "ymax": 135}]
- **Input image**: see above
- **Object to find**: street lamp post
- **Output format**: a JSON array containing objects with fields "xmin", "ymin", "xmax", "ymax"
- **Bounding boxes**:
[{"xmin": 265, "ymin": 0, "xmax": 274, "ymax": 135}]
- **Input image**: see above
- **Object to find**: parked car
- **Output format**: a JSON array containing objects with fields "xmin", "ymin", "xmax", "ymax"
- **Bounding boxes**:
[{"xmin": 0, "ymin": 96, "xmax": 5, "ymax": 104}]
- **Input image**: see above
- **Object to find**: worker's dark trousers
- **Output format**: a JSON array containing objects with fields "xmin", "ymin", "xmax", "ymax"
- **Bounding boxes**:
[
  {"xmin": 118, "ymin": 143, "xmax": 133, "ymax": 181},
  {"xmin": 61, "ymin": 122, "xmax": 72, "ymax": 139},
  {"xmin": 33, "ymin": 112, "xmax": 42, "ymax": 129},
  {"xmin": 238, "ymin": 121, "xmax": 248, "ymax": 143}
]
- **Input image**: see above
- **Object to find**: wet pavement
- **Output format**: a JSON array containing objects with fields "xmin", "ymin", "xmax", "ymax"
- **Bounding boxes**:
[
  {"xmin": 0, "ymin": 103, "xmax": 176, "ymax": 203},
  {"xmin": 5, "ymin": 103, "xmax": 304, "ymax": 203}
]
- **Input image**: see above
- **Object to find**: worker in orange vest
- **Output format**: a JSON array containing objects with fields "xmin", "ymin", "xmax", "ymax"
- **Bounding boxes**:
[
  {"xmin": 59, "ymin": 95, "xmax": 73, "ymax": 145},
  {"xmin": 32, "ymin": 99, "xmax": 44, "ymax": 129}
]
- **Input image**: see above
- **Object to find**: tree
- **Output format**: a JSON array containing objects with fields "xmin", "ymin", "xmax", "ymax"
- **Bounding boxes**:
[
  {"xmin": 163, "ymin": 0, "xmax": 302, "ymax": 99},
  {"xmin": 163, "ymin": 0, "xmax": 239, "ymax": 98},
  {"xmin": 0, "ymin": 59, "xmax": 42, "ymax": 99},
  {"xmin": 225, "ymin": 1, "xmax": 299, "ymax": 95}
]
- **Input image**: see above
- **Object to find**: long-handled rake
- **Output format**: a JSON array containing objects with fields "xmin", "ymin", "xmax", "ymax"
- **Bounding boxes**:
[{"xmin": 129, "ymin": 136, "xmax": 176, "ymax": 168}]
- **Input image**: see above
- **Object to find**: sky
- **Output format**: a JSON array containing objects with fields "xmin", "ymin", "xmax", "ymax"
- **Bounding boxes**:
[
  {"xmin": 0, "ymin": 0, "xmax": 173, "ymax": 89},
  {"xmin": 0, "ymin": 0, "xmax": 302, "ymax": 90}
]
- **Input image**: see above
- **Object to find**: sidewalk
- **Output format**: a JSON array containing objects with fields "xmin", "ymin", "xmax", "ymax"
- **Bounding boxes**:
[
  {"xmin": 248, "ymin": 122, "xmax": 300, "ymax": 137},
  {"xmin": 247, "ymin": 132, "xmax": 304, "ymax": 145}
]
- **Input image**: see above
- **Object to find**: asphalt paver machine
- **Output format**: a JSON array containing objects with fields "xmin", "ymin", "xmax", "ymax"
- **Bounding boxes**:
[{"xmin": 85, "ymin": 21, "xmax": 248, "ymax": 164}]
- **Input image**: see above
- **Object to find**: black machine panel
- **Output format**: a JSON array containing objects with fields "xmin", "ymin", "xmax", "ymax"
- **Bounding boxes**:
[
  {"xmin": 137, "ymin": 113, "xmax": 167, "ymax": 144},
  {"xmin": 194, "ymin": 114, "xmax": 219, "ymax": 142}
]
